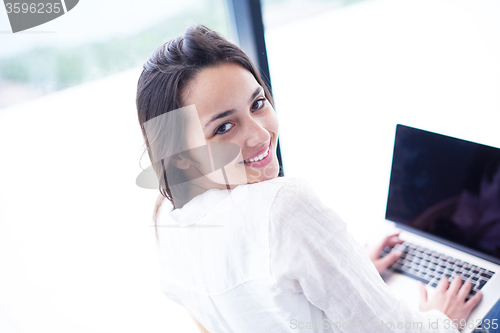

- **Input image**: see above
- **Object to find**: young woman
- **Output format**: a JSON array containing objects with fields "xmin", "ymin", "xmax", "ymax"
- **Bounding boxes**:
[{"xmin": 136, "ymin": 25, "xmax": 482, "ymax": 332}]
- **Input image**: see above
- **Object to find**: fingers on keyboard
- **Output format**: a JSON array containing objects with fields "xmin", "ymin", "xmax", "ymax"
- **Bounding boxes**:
[{"xmin": 384, "ymin": 241, "xmax": 495, "ymax": 299}]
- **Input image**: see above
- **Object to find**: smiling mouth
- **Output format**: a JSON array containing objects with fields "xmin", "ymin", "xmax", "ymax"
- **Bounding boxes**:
[{"xmin": 242, "ymin": 143, "xmax": 271, "ymax": 164}]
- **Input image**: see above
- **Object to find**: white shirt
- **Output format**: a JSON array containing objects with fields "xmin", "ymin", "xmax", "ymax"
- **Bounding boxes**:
[{"xmin": 155, "ymin": 177, "xmax": 458, "ymax": 333}]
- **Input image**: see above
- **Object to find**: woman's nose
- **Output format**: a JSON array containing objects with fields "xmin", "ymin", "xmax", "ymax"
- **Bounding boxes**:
[{"xmin": 245, "ymin": 117, "xmax": 270, "ymax": 148}]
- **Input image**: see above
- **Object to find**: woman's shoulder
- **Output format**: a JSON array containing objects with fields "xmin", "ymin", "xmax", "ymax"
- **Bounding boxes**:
[
  {"xmin": 265, "ymin": 176, "xmax": 316, "ymax": 198},
  {"xmin": 249, "ymin": 177, "xmax": 322, "ymax": 216},
  {"xmin": 232, "ymin": 176, "xmax": 314, "ymax": 203},
  {"xmin": 225, "ymin": 176, "xmax": 305, "ymax": 206},
  {"xmin": 226, "ymin": 176, "xmax": 316, "ymax": 206},
  {"xmin": 248, "ymin": 176, "xmax": 309, "ymax": 190},
  {"xmin": 156, "ymin": 177, "xmax": 313, "ymax": 225}
]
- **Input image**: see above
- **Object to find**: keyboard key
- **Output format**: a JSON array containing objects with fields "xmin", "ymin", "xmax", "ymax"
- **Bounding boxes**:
[
  {"xmin": 387, "ymin": 241, "xmax": 495, "ymax": 300},
  {"xmin": 478, "ymin": 280, "xmax": 487, "ymax": 290}
]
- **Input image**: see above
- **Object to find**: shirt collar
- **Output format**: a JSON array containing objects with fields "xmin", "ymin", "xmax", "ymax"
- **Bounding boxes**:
[{"xmin": 161, "ymin": 188, "xmax": 231, "ymax": 227}]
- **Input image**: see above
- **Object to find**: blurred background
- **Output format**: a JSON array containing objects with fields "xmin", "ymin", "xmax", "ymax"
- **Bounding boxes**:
[{"xmin": 1, "ymin": 0, "xmax": 499, "ymax": 332}]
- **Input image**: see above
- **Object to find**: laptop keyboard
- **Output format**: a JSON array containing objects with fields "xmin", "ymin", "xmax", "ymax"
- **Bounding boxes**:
[{"xmin": 381, "ymin": 241, "xmax": 495, "ymax": 300}]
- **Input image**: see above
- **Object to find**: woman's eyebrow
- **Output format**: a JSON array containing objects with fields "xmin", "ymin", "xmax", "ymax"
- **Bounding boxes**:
[
  {"xmin": 249, "ymin": 86, "xmax": 263, "ymax": 103},
  {"xmin": 204, "ymin": 87, "xmax": 263, "ymax": 129},
  {"xmin": 204, "ymin": 110, "xmax": 235, "ymax": 129}
]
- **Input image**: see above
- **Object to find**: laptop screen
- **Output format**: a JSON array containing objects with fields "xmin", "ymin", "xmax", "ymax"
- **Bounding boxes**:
[{"xmin": 386, "ymin": 124, "xmax": 500, "ymax": 263}]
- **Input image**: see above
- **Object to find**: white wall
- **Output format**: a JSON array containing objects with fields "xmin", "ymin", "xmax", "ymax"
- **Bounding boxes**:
[
  {"xmin": 266, "ymin": 0, "xmax": 500, "ymax": 242},
  {"xmin": 0, "ymin": 69, "xmax": 200, "ymax": 332}
]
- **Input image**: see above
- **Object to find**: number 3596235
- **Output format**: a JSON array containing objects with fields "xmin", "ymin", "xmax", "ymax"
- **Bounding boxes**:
[{"xmin": 5, "ymin": 3, "xmax": 62, "ymax": 14}]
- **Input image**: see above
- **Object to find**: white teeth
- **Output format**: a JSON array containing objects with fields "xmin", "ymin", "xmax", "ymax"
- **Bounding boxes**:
[{"xmin": 244, "ymin": 146, "xmax": 270, "ymax": 163}]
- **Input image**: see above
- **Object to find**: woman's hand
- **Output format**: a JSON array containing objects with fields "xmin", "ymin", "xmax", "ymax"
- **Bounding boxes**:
[
  {"xmin": 419, "ymin": 276, "xmax": 483, "ymax": 326},
  {"xmin": 364, "ymin": 232, "xmax": 404, "ymax": 273}
]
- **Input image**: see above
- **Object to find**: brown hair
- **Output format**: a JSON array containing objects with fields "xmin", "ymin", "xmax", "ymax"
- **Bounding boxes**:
[{"xmin": 136, "ymin": 25, "xmax": 274, "ymax": 222}]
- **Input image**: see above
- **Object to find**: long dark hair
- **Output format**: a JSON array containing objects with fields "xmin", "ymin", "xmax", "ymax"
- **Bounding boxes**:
[{"xmin": 136, "ymin": 25, "xmax": 274, "ymax": 222}]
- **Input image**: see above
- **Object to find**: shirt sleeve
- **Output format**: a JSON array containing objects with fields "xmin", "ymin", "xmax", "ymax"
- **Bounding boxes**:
[{"xmin": 268, "ymin": 179, "xmax": 459, "ymax": 333}]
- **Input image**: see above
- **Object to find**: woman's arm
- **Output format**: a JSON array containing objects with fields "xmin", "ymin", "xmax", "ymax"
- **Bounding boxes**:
[{"xmin": 269, "ymin": 179, "xmax": 480, "ymax": 332}]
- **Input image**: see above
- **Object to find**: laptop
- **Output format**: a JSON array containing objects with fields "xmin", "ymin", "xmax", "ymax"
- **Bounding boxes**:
[{"xmin": 381, "ymin": 124, "xmax": 500, "ymax": 333}]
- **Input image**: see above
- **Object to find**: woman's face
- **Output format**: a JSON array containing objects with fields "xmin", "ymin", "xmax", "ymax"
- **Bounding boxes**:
[{"xmin": 181, "ymin": 62, "xmax": 280, "ymax": 186}]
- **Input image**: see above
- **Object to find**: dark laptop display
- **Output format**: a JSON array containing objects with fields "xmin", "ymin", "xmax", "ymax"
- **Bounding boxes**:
[{"xmin": 386, "ymin": 124, "xmax": 500, "ymax": 264}]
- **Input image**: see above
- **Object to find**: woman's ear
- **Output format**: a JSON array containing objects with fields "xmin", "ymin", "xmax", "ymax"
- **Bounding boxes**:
[{"xmin": 171, "ymin": 154, "xmax": 192, "ymax": 170}]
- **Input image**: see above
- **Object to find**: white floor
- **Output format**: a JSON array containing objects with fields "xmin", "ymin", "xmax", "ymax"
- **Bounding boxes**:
[{"xmin": 1, "ymin": 0, "xmax": 499, "ymax": 332}]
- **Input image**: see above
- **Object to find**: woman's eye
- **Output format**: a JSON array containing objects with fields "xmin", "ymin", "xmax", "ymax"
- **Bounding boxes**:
[
  {"xmin": 215, "ymin": 122, "xmax": 233, "ymax": 135},
  {"xmin": 251, "ymin": 98, "xmax": 266, "ymax": 111}
]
